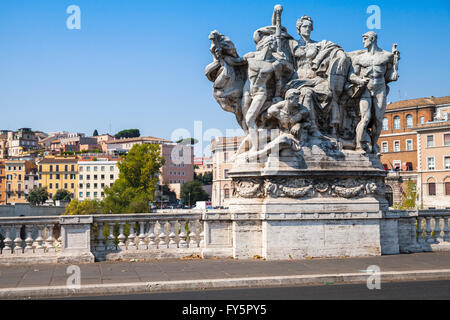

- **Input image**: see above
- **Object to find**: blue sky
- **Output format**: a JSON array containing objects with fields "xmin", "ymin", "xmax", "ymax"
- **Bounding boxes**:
[{"xmin": 0, "ymin": 0, "xmax": 449, "ymax": 153}]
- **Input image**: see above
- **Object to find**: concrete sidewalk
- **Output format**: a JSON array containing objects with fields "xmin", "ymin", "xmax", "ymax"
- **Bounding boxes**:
[{"xmin": 1, "ymin": 252, "xmax": 450, "ymax": 299}]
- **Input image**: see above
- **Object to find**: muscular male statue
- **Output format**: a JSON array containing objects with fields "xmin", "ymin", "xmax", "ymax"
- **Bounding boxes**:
[
  {"xmin": 242, "ymin": 36, "xmax": 293, "ymax": 153},
  {"xmin": 264, "ymin": 89, "xmax": 310, "ymax": 143},
  {"xmin": 349, "ymin": 31, "xmax": 399, "ymax": 153}
]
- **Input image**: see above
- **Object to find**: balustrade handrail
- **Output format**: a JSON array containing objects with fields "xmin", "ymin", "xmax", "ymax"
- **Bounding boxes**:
[
  {"xmin": 92, "ymin": 213, "xmax": 202, "ymax": 223},
  {"xmin": 0, "ymin": 216, "xmax": 59, "ymax": 225}
]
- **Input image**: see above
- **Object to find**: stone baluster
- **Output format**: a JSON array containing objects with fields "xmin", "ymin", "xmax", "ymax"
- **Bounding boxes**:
[
  {"xmin": 107, "ymin": 222, "xmax": 116, "ymax": 251},
  {"xmin": 198, "ymin": 221, "xmax": 204, "ymax": 248},
  {"xmin": 434, "ymin": 216, "xmax": 442, "ymax": 243},
  {"xmin": 168, "ymin": 220, "xmax": 177, "ymax": 248},
  {"xmin": 2, "ymin": 225, "xmax": 12, "ymax": 255},
  {"xmin": 138, "ymin": 221, "xmax": 147, "ymax": 250},
  {"xmin": 46, "ymin": 224, "xmax": 55, "ymax": 253},
  {"xmin": 14, "ymin": 225, "xmax": 23, "ymax": 255},
  {"xmin": 417, "ymin": 217, "xmax": 424, "ymax": 243},
  {"xmin": 127, "ymin": 222, "xmax": 137, "ymax": 250},
  {"xmin": 96, "ymin": 222, "xmax": 106, "ymax": 252},
  {"xmin": 117, "ymin": 222, "xmax": 126, "ymax": 250},
  {"xmin": 147, "ymin": 221, "xmax": 157, "ymax": 248},
  {"xmin": 35, "ymin": 225, "xmax": 45, "ymax": 254},
  {"xmin": 443, "ymin": 217, "xmax": 450, "ymax": 242},
  {"xmin": 158, "ymin": 221, "xmax": 168, "ymax": 249},
  {"xmin": 425, "ymin": 217, "xmax": 433, "ymax": 243},
  {"xmin": 189, "ymin": 220, "xmax": 197, "ymax": 247},
  {"xmin": 178, "ymin": 220, "xmax": 188, "ymax": 248},
  {"xmin": 24, "ymin": 225, "xmax": 34, "ymax": 254}
]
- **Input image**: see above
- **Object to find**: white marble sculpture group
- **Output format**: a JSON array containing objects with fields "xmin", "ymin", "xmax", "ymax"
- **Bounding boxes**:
[{"xmin": 206, "ymin": 5, "xmax": 400, "ymax": 162}]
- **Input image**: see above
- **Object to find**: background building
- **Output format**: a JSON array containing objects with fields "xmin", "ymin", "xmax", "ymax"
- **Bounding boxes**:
[
  {"xmin": 7, "ymin": 128, "xmax": 40, "ymax": 158},
  {"xmin": 78, "ymin": 159, "xmax": 119, "ymax": 200},
  {"xmin": 37, "ymin": 156, "xmax": 78, "ymax": 199},
  {"xmin": 0, "ymin": 160, "xmax": 6, "ymax": 205},
  {"xmin": 416, "ymin": 120, "xmax": 450, "ymax": 209},
  {"xmin": 211, "ymin": 136, "xmax": 244, "ymax": 207},
  {"xmin": 5, "ymin": 159, "xmax": 38, "ymax": 204},
  {"xmin": 380, "ymin": 95, "xmax": 450, "ymax": 207}
]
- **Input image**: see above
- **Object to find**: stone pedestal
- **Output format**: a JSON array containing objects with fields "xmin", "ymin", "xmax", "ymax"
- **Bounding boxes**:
[
  {"xmin": 58, "ymin": 216, "xmax": 95, "ymax": 263},
  {"xmin": 227, "ymin": 149, "xmax": 389, "ymax": 260}
]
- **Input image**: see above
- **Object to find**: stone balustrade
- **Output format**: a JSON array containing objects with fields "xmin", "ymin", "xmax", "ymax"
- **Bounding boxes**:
[
  {"xmin": 0, "ymin": 216, "xmax": 61, "ymax": 257},
  {"xmin": 0, "ymin": 209, "xmax": 449, "ymax": 265},
  {"xmin": 416, "ymin": 210, "xmax": 450, "ymax": 251},
  {"xmin": 90, "ymin": 213, "xmax": 204, "ymax": 261}
]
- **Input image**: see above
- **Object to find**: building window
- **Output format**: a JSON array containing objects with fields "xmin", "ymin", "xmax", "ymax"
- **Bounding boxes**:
[
  {"xmin": 64, "ymin": 183, "xmax": 68, "ymax": 189},
  {"xmin": 446, "ymin": 182, "xmax": 450, "ymax": 196},
  {"xmin": 49, "ymin": 165, "xmax": 53, "ymax": 172},
  {"xmin": 445, "ymin": 156, "xmax": 450, "ymax": 169},
  {"xmin": 406, "ymin": 140, "xmax": 413, "ymax": 151},
  {"xmin": 420, "ymin": 116, "xmax": 425, "ymax": 124},
  {"xmin": 110, "ymin": 166, "xmax": 114, "ymax": 171},
  {"xmin": 87, "ymin": 167, "xmax": 90, "ymax": 172},
  {"xmin": 80, "ymin": 175, "xmax": 83, "ymax": 180},
  {"xmin": 394, "ymin": 116, "xmax": 401, "ymax": 129},
  {"xmin": 110, "ymin": 174, "xmax": 114, "ymax": 179},
  {"xmin": 49, "ymin": 183, "xmax": 52, "ymax": 189},
  {"xmin": 427, "ymin": 157, "xmax": 435, "ymax": 170},
  {"xmin": 427, "ymin": 135, "xmax": 434, "ymax": 147},
  {"xmin": 94, "ymin": 175, "xmax": 98, "ymax": 180},
  {"xmin": 428, "ymin": 183, "xmax": 436, "ymax": 196},
  {"xmin": 65, "ymin": 165, "xmax": 68, "ymax": 171},
  {"xmin": 71, "ymin": 165, "xmax": 75, "ymax": 171},
  {"xmin": 101, "ymin": 183, "xmax": 105, "ymax": 188},
  {"xmin": 86, "ymin": 192, "xmax": 90, "ymax": 197},
  {"xmin": 87, "ymin": 183, "xmax": 90, "ymax": 188},
  {"xmin": 56, "ymin": 174, "xmax": 60, "ymax": 179},
  {"xmin": 101, "ymin": 166, "xmax": 105, "ymax": 171},
  {"xmin": 382, "ymin": 118, "xmax": 388, "ymax": 130},
  {"xmin": 87, "ymin": 175, "xmax": 90, "ymax": 180},
  {"xmin": 94, "ymin": 166, "xmax": 98, "ymax": 172},
  {"xmin": 394, "ymin": 141, "xmax": 400, "ymax": 152},
  {"xmin": 79, "ymin": 167, "xmax": 83, "ymax": 172},
  {"xmin": 444, "ymin": 134, "xmax": 450, "ymax": 146},
  {"xmin": 101, "ymin": 175, "xmax": 105, "ymax": 180},
  {"xmin": 79, "ymin": 183, "xmax": 83, "ymax": 188},
  {"xmin": 55, "ymin": 183, "xmax": 59, "ymax": 189},
  {"xmin": 224, "ymin": 169, "xmax": 229, "ymax": 179},
  {"xmin": 56, "ymin": 165, "xmax": 59, "ymax": 171},
  {"xmin": 94, "ymin": 192, "xmax": 98, "ymax": 198},
  {"xmin": 224, "ymin": 188, "xmax": 230, "ymax": 199},
  {"xmin": 382, "ymin": 141, "xmax": 388, "ymax": 153},
  {"xmin": 406, "ymin": 114, "xmax": 413, "ymax": 128},
  {"xmin": 71, "ymin": 183, "xmax": 74, "ymax": 188},
  {"xmin": 94, "ymin": 183, "xmax": 98, "ymax": 188}
]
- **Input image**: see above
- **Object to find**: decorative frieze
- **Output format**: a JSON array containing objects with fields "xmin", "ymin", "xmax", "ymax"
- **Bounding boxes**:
[{"xmin": 232, "ymin": 176, "xmax": 386, "ymax": 199}]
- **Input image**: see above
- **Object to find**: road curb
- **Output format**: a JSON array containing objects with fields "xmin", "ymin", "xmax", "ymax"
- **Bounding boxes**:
[{"xmin": 2, "ymin": 269, "xmax": 450, "ymax": 299}]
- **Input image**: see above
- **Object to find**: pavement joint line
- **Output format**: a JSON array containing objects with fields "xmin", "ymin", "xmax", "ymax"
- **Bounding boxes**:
[{"xmin": 1, "ymin": 268, "xmax": 450, "ymax": 299}]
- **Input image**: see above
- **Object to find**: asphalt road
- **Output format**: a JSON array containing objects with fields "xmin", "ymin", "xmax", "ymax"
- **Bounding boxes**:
[{"xmin": 61, "ymin": 279, "xmax": 450, "ymax": 300}]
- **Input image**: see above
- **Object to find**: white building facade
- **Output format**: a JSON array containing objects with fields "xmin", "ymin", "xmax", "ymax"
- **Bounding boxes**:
[{"xmin": 77, "ymin": 160, "xmax": 119, "ymax": 201}]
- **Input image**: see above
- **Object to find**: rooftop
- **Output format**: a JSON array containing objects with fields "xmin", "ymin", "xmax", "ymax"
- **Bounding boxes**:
[
  {"xmin": 105, "ymin": 136, "xmax": 171, "ymax": 144},
  {"xmin": 387, "ymin": 95, "xmax": 450, "ymax": 111}
]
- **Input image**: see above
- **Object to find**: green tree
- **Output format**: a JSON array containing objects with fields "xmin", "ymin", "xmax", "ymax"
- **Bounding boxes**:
[
  {"xmin": 114, "ymin": 129, "xmax": 140, "ymax": 139},
  {"xmin": 26, "ymin": 187, "xmax": 49, "ymax": 206},
  {"xmin": 401, "ymin": 179, "xmax": 417, "ymax": 209},
  {"xmin": 102, "ymin": 143, "xmax": 165, "ymax": 213},
  {"xmin": 176, "ymin": 138, "xmax": 198, "ymax": 145},
  {"xmin": 93, "ymin": 129, "xmax": 99, "ymax": 136},
  {"xmin": 65, "ymin": 199, "xmax": 103, "ymax": 215},
  {"xmin": 53, "ymin": 189, "xmax": 72, "ymax": 202},
  {"xmin": 194, "ymin": 171, "xmax": 212, "ymax": 185},
  {"xmin": 180, "ymin": 180, "xmax": 210, "ymax": 206}
]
